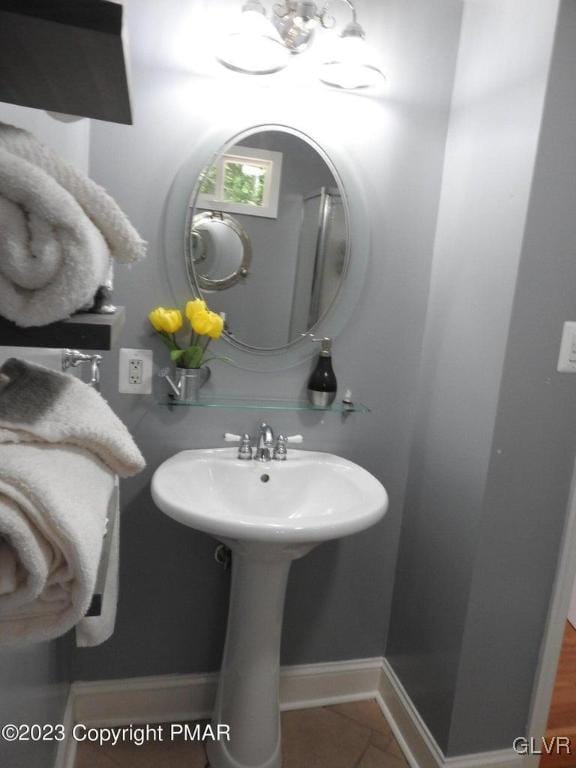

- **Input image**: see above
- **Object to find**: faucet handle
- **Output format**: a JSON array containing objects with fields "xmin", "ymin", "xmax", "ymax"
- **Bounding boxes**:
[
  {"xmin": 224, "ymin": 432, "xmax": 253, "ymax": 460},
  {"xmin": 273, "ymin": 435, "xmax": 288, "ymax": 461},
  {"xmin": 273, "ymin": 434, "xmax": 303, "ymax": 461}
]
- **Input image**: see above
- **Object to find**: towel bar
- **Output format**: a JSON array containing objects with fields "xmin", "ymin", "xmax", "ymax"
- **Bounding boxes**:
[
  {"xmin": 86, "ymin": 481, "xmax": 118, "ymax": 618},
  {"xmin": 62, "ymin": 349, "xmax": 102, "ymax": 391}
]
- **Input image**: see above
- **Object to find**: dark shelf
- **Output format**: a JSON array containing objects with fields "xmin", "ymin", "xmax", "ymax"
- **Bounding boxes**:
[
  {"xmin": 0, "ymin": 0, "xmax": 132, "ymax": 124},
  {"xmin": 0, "ymin": 307, "xmax": 125, "ymax": 351}
]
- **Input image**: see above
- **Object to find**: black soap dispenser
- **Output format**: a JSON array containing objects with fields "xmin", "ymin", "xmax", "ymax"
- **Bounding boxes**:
[{"xmin": 307, "ymin": 337, "xmax": 337, "ymax": 407}]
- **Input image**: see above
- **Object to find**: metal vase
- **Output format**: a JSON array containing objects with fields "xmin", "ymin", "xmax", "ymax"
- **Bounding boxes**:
[{"xmin": 175, "ymin": 366, "xmax": 210, "ymax": 401}]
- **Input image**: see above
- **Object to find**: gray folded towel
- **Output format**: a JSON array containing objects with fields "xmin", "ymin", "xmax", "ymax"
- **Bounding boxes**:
[
  {"xmin": 0, "ymin": 359, "xmax": 144, "ymax": 645},
  {"xmin": 0, "ymin": 358, "xmax": 145, "ymax": 477}
]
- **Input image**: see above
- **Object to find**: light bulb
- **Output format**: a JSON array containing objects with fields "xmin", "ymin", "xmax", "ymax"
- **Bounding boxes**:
[{"xmin": 274, "ymin": 1, "xmax": 319, "ymax": 53}]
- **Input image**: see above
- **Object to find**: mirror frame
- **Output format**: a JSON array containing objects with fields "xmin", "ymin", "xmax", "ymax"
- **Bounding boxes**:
[{"xmin": 164, "ymin": 123, "xmax": 371, "ymax": 372}]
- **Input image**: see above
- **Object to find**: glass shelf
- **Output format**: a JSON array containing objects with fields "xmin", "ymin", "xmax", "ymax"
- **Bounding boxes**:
[{"xmin": 158, "ymin": 395, "xmax": 370, "ymax": 414}]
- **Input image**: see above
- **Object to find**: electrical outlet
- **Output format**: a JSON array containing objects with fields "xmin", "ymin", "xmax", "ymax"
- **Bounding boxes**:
[
  {"xmin": 129, "ymin": 359, "xmax": 143, "ymax": 386},
  {"xmin": 119, "ymin": 349, "xmax": 153, "ymax": 394}
]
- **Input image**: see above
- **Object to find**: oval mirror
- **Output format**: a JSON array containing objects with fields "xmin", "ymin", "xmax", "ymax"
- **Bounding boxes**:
[{"xmin": 185, "ymin": 128, "xmax": 350, "ymax": 351}]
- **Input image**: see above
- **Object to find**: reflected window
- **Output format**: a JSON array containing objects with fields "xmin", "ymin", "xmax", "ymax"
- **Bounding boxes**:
[{"xmin": 198, "ymin": 146, "xmax": 282, "ymax": 219}]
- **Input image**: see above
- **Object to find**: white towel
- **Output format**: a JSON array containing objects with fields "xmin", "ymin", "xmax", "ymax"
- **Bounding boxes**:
[
  {"xmin": 0, "ymin": 359, "xmax": 145, "ymax": 645},
  {"xmin": 0, "ymin": 443, "xmax": 115, "ymax": 644},
  {"xmin": 0, "ymin": 121, "xmax": 146, "ymax": 327}
]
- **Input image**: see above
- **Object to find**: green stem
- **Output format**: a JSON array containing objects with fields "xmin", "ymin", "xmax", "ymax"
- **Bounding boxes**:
[{"xmin": 158, "ymin": 331, "xmax": 178, "ymax": 351}]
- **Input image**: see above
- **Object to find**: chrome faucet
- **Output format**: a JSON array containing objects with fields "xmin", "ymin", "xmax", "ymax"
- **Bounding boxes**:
[
  {"xmin": 224, "ymin": 424, "xmax": 303, "ymax": 460},
  {"xmin": 255, "ymin": 422, "xmax": 274, "ymax": 462}
]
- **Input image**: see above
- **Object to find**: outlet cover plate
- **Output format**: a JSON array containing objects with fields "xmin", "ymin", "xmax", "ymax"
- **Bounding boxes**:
[{"xmin": 119, "ymin": 348, "xmax": 153, "ymax": 394}]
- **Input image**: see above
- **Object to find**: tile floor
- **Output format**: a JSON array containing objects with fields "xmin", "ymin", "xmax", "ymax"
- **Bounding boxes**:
[
  {"xmin": 75, "ymin": 699, "xmax": 409, "ymax": 768},
  {"xmin": 542, "ymin": 621, "xmax": 576, "ymax": 768}
]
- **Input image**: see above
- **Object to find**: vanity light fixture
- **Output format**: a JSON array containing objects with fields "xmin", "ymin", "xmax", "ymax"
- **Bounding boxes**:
[{"xmin": 217, "ymin": 0, "xmax": 385, "ymax": 90}]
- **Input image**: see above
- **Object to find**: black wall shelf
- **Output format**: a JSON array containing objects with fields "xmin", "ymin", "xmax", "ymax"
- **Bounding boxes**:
[
  {"xmin": 0, "ymin": 0, "xmax": 132, "ymax": 124},
  {"xmin": 0, "ymin": 307, "xmax": 125, "ymax": 351}
]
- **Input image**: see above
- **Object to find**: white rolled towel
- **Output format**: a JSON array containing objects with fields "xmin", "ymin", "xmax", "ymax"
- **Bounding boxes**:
[
  {"xmin": 0, "ymin": 121, "xmax": 147, "ymax": 327},
  {"xmin": 0, "ymin": 149, "xmax": 110, "ymax": 327},
  {"xmin": 0, "ymin": 122, "xmax": 146, "ymax": 264}
]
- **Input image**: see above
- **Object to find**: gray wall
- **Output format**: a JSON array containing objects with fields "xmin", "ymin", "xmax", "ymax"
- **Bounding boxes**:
[
  {"xmin": 71, "ymin": 0, "xmax": 463, "ymax": 681},
  {"xmin": 386, "ymin": 0, "xmax": 566, "ymax": 756},
  {"xmin": 0, "ymin": 641, "xmax": 72, "ymax": 768},
  {"xmin": 0, "ymin": 105, "xmax": 90, "ymax": 768},
  {"xmin": 449, "ymin": 0, "xmax": 576, "ymax": 752}
]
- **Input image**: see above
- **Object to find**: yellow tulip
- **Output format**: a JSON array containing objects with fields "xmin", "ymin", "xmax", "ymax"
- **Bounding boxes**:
[
  {"xmin": 190, "ymin": 309, "xmax": 224, "ymax": 339},
  {"xmin": 148, "ymin": 307, "xmax": 183, "ymax": 334},
  {"xmin": 185, "ymin": 299, "xmax": 207, "ymax": 322},
  {"xmin": 190, "ymin": 307, "xmax": 212, "ymax": 336},
  {"xmin": 206, "ymin": 312, "xmax": 224, "ymax": 339}
]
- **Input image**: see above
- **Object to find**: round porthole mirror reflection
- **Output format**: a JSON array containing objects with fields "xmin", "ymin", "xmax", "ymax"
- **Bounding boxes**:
[{"xmin": 189, "ymin": 211, "xmax": 252, "ymax": 291}]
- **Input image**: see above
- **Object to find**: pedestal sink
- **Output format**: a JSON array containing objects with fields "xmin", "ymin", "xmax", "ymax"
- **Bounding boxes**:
[{"xmin": 151, "ymin": 446, "xmax": 388, "ymax": 768}]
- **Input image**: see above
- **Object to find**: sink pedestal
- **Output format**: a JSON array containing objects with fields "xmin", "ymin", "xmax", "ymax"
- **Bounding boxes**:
[{"xmin": 207, "ymin": 540, "xmax": 312, "ymax": 768}]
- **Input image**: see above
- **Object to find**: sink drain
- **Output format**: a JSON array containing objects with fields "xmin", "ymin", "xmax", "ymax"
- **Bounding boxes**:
[{"xmin": 260, "ymin": 474, "xmax": 270, "ymax": 483}]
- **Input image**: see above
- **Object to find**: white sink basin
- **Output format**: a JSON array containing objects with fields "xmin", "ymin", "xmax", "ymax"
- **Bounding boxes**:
[
  {"xmin": 151, "ymin": 447, "xmax": 388, "ymax": 544},
  {"xmin": 151, "ymin": 445, "xmax": 388, "ymax": 768}
]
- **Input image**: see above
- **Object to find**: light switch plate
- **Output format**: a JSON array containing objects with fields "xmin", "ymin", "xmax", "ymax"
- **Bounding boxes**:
[
  {"xmin": 557, "ymin": 322, "xmax": 576, "ymax": 373},
  {"xmin": 119, "ymin": 348, "xmax": 153, "ymax": 394}
]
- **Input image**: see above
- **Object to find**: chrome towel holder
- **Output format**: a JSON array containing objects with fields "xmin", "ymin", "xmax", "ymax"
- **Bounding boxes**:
[{"xmin": 62, "ymin": 349, "xmax": 103, "ymax": 391}]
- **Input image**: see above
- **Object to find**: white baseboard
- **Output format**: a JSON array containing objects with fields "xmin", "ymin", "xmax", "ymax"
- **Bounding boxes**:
[
  {"xmin": 55, "ymin": 657, "xmax": 525, "ymax": 768},
  {"xmin": 71, "ymin": 656, "xmax": 383, "ymax": 727},
  {"xmin": 378, "ymin": 659, "xmax": 524, "ymax": 768}
]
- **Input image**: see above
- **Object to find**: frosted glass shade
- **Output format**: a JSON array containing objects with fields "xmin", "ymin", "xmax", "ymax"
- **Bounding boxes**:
[
  {"xmin": 319, "ymin": 31, "xmax": 385, "ymax": 90},
  {"xmin": 217, "ymin": 9, "xmax": 290, "ymax": 75}
]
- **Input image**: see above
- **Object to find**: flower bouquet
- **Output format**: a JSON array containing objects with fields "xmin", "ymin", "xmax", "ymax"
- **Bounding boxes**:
[{"xmin": 148, "ymin": 299, "xmax": 230, "ymax": 400}]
